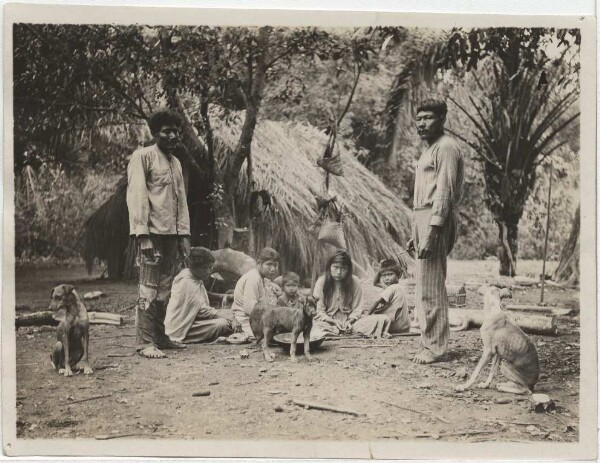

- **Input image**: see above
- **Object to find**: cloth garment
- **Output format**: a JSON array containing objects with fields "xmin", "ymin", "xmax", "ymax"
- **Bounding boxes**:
[
  {"xmin": 231, "ymin": 268, "xmax": 277, "ymax": 336},
  {"xmin": 413, "ymin": 207, "xmax": 457, "ymax": 357},
  {"xmin": 126, "ymin": 144, "xmax": 190, "ymax": 237},
  {"xmin": 135, "ymin": 235, "xmax": 179, "ymax": 350},
  {"xmin": 313, "ymin": 275, "xmax": 363, "ymax": 322},
  {"xmin": 164, "ymin": 268, "xmax": 233, "ymax": 343},
  {"xmin": 412, "ymin": 133, "xmax": 463, "ymax": 358},
  {"xmin": 352, "ymin": 314, "xmax": 391, "ymax": 338},
  {"xmin": 277, "ymin": 294, "xmax": 305, "ymax": 309},
  {"xmin": 313, "ymin": 275, "xmax": 363, "ymax": 335},
  {"xmin": 371, "ymin": 284, "xmax": 410, "ymax": 333},
  {"xmin": 413, "ymin": 133, "xmax": 464, "ymax": 227}
]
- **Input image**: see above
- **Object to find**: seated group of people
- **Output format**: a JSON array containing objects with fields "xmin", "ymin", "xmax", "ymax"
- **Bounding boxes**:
[{"xmin": 163, "ymin": 246, "xmax": 410, "ymax": 345}]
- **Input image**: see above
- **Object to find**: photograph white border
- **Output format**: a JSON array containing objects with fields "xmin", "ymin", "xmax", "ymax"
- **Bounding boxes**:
[{"xmin": 2, "ymin": 4, "xmax": 597, "ymax": 459}]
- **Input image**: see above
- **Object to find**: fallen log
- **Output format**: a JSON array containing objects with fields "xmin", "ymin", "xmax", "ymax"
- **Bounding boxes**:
[
  {"xmin": 449, "ymin": 308, "xmax": 558, "ymax": 335},
  {"xmin": 505, "ymin": 304, "xmax": 574, "ymax": 316},
  {"xmin": 16, "ymin": 311, "xmax": 123, "ymax": 327}
]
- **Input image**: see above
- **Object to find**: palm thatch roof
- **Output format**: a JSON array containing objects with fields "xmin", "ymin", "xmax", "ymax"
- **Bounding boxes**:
[
  {"xmin": 82, "ymin": 115, "xmax": 414, "ymax": 280},
  {"xmin": 211, "ymin": 117, "xmax": 414, "ymax": 277}
]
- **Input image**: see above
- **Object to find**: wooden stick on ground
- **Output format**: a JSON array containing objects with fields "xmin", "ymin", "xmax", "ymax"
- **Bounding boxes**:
[
  {"xmin": 380, "ymin": 401, "xmax": 450, "ymax": 424},
  {"xmin": 67, "ymin": 393, "xmax": 112, "ymax": 405},
  {"xmin": 292, "ymin": 399, "xmax": 360, "ymax": 416},
  {"xmin": 338, "ymin": 344, "xmax": 398, "ymax": 349}
]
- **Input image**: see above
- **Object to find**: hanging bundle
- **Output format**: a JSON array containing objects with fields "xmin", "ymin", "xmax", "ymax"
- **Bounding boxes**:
[
  {"xmin": 313, "ymin": 196, "xmax": 347, "ymax": 250},
  {"xmin": 317, "ymin": 124, "xmax": 344, "ymax": 176}
]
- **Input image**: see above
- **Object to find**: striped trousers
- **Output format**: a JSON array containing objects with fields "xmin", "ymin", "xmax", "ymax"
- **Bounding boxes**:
[{"xmin": 413, "ymin": 208, "xmax": 457, "ymax": 357}]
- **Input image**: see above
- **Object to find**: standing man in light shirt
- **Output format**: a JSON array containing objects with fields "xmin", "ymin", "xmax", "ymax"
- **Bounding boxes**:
[
  {"xmin": 127, "ymin": 108, "xmax": 191, "ymax": 359},
  {"xmin": 408, "ymin": 99, "xmax": 464, "ymax": 365}
]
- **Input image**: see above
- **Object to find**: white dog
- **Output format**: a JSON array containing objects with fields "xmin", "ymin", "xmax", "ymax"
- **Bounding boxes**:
[{"xmin": 455, "ymin": 286, "xmax": 539, "ymax": 394}]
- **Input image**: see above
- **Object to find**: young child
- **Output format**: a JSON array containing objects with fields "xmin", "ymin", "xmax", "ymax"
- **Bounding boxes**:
[
  {"xmin": 277, "ymin": 272, "xmax": 306, "ymax": 309},
  {"xmin": 363, "ymin": 259, "xmax": 410, "ymax": 336}
]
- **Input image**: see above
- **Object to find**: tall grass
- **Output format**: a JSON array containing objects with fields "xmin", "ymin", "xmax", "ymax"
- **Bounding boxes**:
[{"xmin": 15, "ymin": 164, "xmax": 120, "ymax": 263}]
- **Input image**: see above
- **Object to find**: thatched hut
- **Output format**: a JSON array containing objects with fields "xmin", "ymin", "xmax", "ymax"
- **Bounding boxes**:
[{"xmin": 82, "ymin": 117, "xmax": 413, "ymax": 280}]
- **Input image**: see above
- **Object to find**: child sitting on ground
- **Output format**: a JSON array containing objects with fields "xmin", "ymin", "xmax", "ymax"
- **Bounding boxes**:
[
  {"xmin": 277, "ymin": 272, "xmax": 306, "ymax": 309},
  {"xmin": 362, "ymin": 259, "xmax": 410, "ymax": 337}
]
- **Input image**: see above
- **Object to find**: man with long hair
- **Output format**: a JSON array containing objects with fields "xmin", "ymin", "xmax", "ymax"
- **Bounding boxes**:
[{"xmin": 409, "ymin": 99, "xmax": 464, "ymax": 364}]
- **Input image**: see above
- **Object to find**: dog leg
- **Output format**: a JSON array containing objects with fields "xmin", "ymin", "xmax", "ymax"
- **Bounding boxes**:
[
  {"xmin": 80, "ymin": 328, "xmax": 93, "ymax": 375},
  {"xmin": 477, "ymin": 353, "xmax": 500, "ymax": 389},
  {"xmin": 51, "ymin": 341, "xmax": 63, "ymax": 370},
  {"xmin": 62, "ymin": 333, "xmax": 73, "ymax": 377},
  {"xmin": 290, "ymin": 329, "xmax": 300, "ymax": 363},
  {"xmin": 455, "ymin": 348, "xmax": 492, "ymax": 391},
  {"xmin": 263, "ymin": 328, "xmax": 275, "ymax": 362},
  {"xmin": 303, "ymin": 328, "xmax": 313, "ymax": 362},
  {"xmin": 496, "ymin": 362, "xmax": 531, "ymax": 394}
]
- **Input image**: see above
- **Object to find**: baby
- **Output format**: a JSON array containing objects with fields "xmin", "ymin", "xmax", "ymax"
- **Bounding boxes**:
[
  {"xmin": 277, "ymin": 272, "xmax": 306, "ymax": 309},
  {"xmin": 363, "ymin": 259, "xmax": 410, "ymax": 337}
]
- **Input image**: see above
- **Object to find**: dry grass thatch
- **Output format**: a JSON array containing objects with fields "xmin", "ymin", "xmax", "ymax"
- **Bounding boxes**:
[
  {"xmin": 211, "ymin": 116, "xmax": 414, "ymax": 278},
  {"xmin": 81, "ymin": 114, "xmax": 414, "ymax": 280}
]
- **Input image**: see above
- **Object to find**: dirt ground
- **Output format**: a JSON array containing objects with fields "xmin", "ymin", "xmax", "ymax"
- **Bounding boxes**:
[{"xmin": 13, "ymin": 260, "xmax": 580, "ymax": 443}]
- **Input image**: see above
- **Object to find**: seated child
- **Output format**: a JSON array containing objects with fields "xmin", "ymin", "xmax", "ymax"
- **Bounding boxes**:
[
  {"xmin": 362, "ymin": 259, "xmax": 410, "ymax": 336},
  {"xmin": 277, "ymin": 272, "xmax": 306, "ymax": 309}
]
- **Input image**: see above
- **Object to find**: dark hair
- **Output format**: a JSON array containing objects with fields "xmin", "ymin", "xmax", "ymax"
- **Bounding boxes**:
[
  {"xmin": 189, "ymin": 246, "xmax": 215, "ymax": 267},
  {"xmin": 322, "ymin": 250, "xmax": 355, "ymax": 309},
  {"xmin": 282, "ymin": 271, "xmax": 300, "ymax": 286},
  {"xmin": 416, "ymin": 99, "xmax": 448, "ymax": 118},
  {"xmin": 148, "ymin": 109, "xmax": 182, "ymax": 135},
  {"xmin": 256, "ymin": 247, "xmax": 279, "ymax": 264}
]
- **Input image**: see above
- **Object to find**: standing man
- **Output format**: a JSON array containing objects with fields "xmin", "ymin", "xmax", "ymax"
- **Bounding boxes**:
[
  {"xmin": 127, "ymin": 108, "xmax": 191, "ymax": 359},
  {"xmin": 408, "ymin": 99, "xmax": 464, "ymax": 364}
]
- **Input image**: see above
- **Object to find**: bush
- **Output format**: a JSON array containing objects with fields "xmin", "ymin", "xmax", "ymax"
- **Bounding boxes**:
[{"xmin": 15, "ymin": 164, "xmax": 120, "ymax": 261}]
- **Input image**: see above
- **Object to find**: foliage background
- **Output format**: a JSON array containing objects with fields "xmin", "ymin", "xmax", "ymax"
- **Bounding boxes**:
[{"xmin": 13, "ymin": 25, "xmax": 579, "ymax": 265}]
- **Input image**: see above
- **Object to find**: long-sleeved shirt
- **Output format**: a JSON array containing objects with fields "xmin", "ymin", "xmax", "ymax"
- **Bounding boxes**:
[
  {"xmin": 231, "ymin": 268, "xmax": 268, "ymax": 316},
  {"xmin": 126, "ymin": 144, "xmax": 190, "ymax": 237},
  {"xmin": 413, "ymin": 133, "xmax": 464, "ymax": 227},
  {"xmin": 165, "ymin": 269, "xmax": 218, "ymax": 342},
  {"xmin": 313, "ymin": 275, "xmax": 363, "ymax": 322}
]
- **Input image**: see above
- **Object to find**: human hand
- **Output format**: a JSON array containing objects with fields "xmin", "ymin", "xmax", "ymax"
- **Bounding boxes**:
[
  {"xmin": 230, "ymin": 317, "xmax": 242, "ymax": 333},
  {"xmin": 178, "ymin": 236, "xmax": 191, "ymax": 258},
  {"xmin": 139, "ymin": 236, "xmax": 154, "ymax": 258},
  {"xmin": 418, "ymin": 226, "xmax": 441, "ymax": 259},
  {"xmin": 333, "ymin": 319, "xmax": 345, "ymax": 331}
]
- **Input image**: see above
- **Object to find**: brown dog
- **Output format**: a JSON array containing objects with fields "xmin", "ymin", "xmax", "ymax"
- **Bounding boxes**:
[
  {"xmin": 455, "ymin": 286, "xmax": 539, "ymax": 394},
  {"xmin": 250, "ymin": 297, "xmax": 317, "ymax": 363},
  {"xmin": 49, "ymin": 284, "xmax": 93, "ymax": 376}
]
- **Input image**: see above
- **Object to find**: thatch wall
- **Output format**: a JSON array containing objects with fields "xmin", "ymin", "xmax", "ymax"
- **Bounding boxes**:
[{"xmin": 82, "ymin": 117, "xmax": 413, "ymax": 280}]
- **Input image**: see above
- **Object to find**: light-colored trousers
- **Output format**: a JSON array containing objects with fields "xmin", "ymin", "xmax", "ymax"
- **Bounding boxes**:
[{"xmin": 413, "ymin": 208, "xmax": 457, "ymax": 357}]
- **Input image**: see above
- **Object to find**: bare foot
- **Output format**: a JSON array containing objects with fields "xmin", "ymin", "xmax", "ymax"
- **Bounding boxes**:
[
  {"xmin": 412, "ymin": 350, "xmax": 438, "ymax": 364},
  {"xmin": 382, "ymin": 332, "xmax": 392, "ymax": 339},
  {"xmin": 138, "ymin": 346, "xmax": 167, "ymax": 359}
]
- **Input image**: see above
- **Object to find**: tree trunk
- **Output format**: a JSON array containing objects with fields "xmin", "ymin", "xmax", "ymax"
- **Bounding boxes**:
[
  {"xmin": 221, "ymin": 27, "xmax": 271, "ymax": 247},
  {"xmin": 553, "ymin": 205, "xmax": 579, "ymax": 285},
  {"xmin": 497, "ymin": 220, "xmax": 518, "ymax": 276}
]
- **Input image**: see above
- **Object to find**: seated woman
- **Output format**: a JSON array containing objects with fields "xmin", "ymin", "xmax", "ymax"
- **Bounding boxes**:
[
  {"xmin": 165, "ymin": 247, "xmax": 237, "ymax": 344},
  {"xmin": 313, "ymin": 250, "xmax": 389, "ymax": 337},
  {"xmin": 355, "ymin": 259, "xmax": 410, "ymax": 337},
  {"xmin": 231, "ymin": 247, "xmax": 280, "ymax": 338}
]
